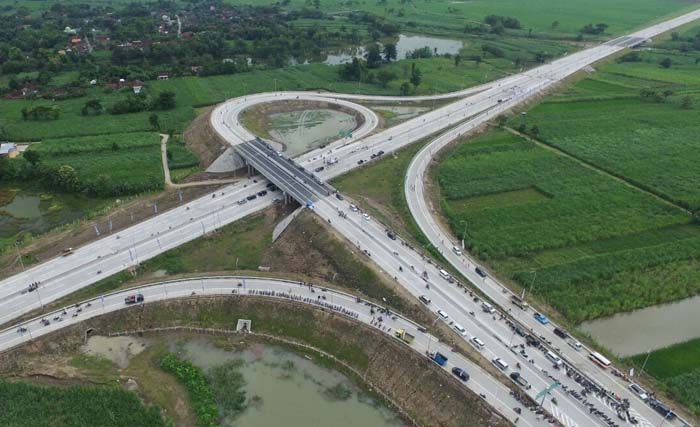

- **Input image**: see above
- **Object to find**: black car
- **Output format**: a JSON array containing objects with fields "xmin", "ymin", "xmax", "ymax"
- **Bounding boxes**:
[
  {"xmin": 266, "ymin": 182, "xmax": 275, "ymax": 189},
  {"xmin": 387, "ymin": 231, "xmax": 396, "ymax": 240},
  {"xmin": 335, "ymin": 193, "xmax": 344, "ymax": 201},
  {"xmin": 451, "ymin": 367, "xmax": 470, "ymax": 382},
  {"xmin": 314, "ymin": 166, "xmax": 325, "ymax": 172},
  {"xmin": 377, "ymin": 150, "xmax": 385, "ymax": 156},
  {"xmin": 257, "ymin": 190, "xmax": 267, "ymax": 197},
  {"xmin": 246, "ymin": 194, "xmax": 257, "ymax": 201},
  {"xmin": 475, "ymin": 267, "xmax": 488, "ymax": 278},
  {"xmin": 553, "ymin": 327, "xmax": 568, "ymax": 339},
  {"xmin": 357, "ymin": 160, "xmax": 364, "ymax": 165}
]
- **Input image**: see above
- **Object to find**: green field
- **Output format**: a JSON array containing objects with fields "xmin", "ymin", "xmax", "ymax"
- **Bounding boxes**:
[
  {"xmin": 434, "ymin": 26, "xmax": 700, "ymax": 323},
  {"xmin": 627, "ymin": 339, "xmax": 700, "ymax": 414},
  {"xmin": 226, "ymin": 0, "xmax": 698, "ymax": 38},
  {"xmin": 437, "ymin": 130, "xmax": 700, "ymax": 322},
  {"xmin": 0, "ymin": 380, "xmax": 166, "ymax": 427}
]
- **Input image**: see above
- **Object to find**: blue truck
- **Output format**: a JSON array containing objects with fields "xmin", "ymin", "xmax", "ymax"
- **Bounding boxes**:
[{"xmin": 427, "ymin": 351, "xmax": 448, "ymax": 366}]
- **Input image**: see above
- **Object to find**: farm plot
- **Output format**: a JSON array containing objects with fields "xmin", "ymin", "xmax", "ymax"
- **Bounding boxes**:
[{"xmin": 437, "ymin": 130, "xmax": 700, "ymax": 322}]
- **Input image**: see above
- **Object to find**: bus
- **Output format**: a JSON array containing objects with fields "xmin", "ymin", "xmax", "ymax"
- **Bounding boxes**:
[{"xmin": 589, "ymin": 351, "xmax": 611, "ymax": 369}]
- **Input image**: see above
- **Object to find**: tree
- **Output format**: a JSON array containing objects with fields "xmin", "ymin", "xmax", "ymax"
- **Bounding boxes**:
[
  {"xmin": 680, "ymin": 96, "xmax": 693, "ymax": 109},
  {"xmin": 81, "ymin": 99, "xmax": 103, "ymax": 116},
  {"xmin": 151, "ymin": 91, "xmax": 176, "ymax": 110},
  {"xmin": 23, "ymin": 150, "xmax": 41, "ymax": 166},
  {"xmin": 529, "ymin": 125, "xmax": 540, "ymax": 136},
  {"xmin": 454, "ymin": 54, "xmax": 462, "ymax": 67},
  {"xmin": 659, "ymin": 57, "xmax": 672, "ymax": 69},
  {"xmin": 399, "ymin": 81, "xmax": 411, "ymax": 96},
  {"xmin": 410, "ymin": 64, "xmax": 422, "ymax": 87},
  {"xmin": 55, "ymin": 165, "xmax": 78, "ymax": 191},
  {"xmin": 474, "ymin": 55, "xmax": 482, "ymax": 67},
  {"xmin": 377, "ymin": 70, "xmax": 397, "ymax": 88},
  {"xmin": 383, "ymin": 43, "xmax": 397, "ymax": 62},
  {"xmin": 149, "ymin": 113, "xmax": 160, "ymax": 131},
  {"xmin": 365, "ymin": 43, "xmax": 383, "ymax": 68},
  {"xmin": 551, "ymin": 21, "xmax": 560, "ymax": 30}
]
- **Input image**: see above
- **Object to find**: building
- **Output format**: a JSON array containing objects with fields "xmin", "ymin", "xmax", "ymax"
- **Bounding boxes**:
[
  {"xmin": 157, "ymin": 73, "xmax": 169, "ymax": 81},
  {"xmin": 0, "ymin": 143, "xmax": 17, "ymax": 158}
]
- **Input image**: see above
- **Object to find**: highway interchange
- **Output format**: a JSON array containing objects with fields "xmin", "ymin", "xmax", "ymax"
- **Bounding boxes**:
[{"xmin": 2, "ymin": 8, "xmax": 700, "ymax": 427}]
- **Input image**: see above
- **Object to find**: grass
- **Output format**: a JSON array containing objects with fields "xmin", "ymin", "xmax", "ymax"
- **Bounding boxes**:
[
  {"xmin": 627, "ymin": 339, "xmax": 700, "ymax": 414},
  {"xmin": 142, "ymin": 212, "xmax": 272, "ymax": 274},
  {"xmin": 0, "ymin": 379, "xmax": 167, "ymax": 427}
]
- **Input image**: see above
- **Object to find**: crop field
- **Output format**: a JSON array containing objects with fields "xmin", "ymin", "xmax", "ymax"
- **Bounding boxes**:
[
  {"xmin": 228, "ymin": 0, "xmax": 697, "ymax": 38},
  {"xmin": 28, "ymin": 132, "xmax": 167, "ymax": 196},
  {"xmin": 515, "ymin": 32, "xmax": 700, "ymax": 211},
  {"xmin": 0, "ymin": 379, "xmax": 166, "ymax": 427},
  {"xmin": 437, "ymin": 130, "xmax": 700, "ymax": 322},
  {"xmin": 627, "ymin": 339, "xmax": 700, "ymax": 414}
]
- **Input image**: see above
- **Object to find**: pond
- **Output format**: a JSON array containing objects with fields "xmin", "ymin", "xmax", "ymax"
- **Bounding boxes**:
[
  {"xmin": 580, "ymin": 294, "xmax": 700, "ymax": 357},
  {"xmin": 323, "ymin": 34, "xmax": 463, "ymax": 65},
  {"xmin": 268, "ymin": 109, "xmax": 357, "ymax": 157},
  {"xmin": 177, "ymin": 339, "xmax": 405, "ymax": 427},
  {"xmin": 0, "ymin": 188, "xmax": 89, "ymax": 248}
]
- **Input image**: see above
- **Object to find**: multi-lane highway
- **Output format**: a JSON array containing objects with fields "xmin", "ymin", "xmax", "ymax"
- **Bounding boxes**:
[
  {"xmin": 0, "ymin": 276, "xmax": 544, "ymax": 427},
  {"xmin": 1, "ymin": 7, "xmax": 699, "ymax": 427}
]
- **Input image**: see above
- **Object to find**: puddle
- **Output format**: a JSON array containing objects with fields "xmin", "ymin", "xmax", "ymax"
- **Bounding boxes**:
[{"xmin": 324, "ymin": 34, "xmax": 463, "ymax": 65}]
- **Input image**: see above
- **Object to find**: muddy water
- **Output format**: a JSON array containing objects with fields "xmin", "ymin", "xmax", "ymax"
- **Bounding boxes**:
[
  {"xmin": 580, "ymin": 294, "xmax": 700, "ymax": 356},
  {"xmin": 268, "ymin": 109, "xmax": 356, "ymax": 157},
  {"xmin": 82, "ymin": 335, "xmax": 147, "ymax": 368},
  {"xmin": 0, "ymin": 189, "xmax": 88, "ymax": 245},
  {"xmin": 177, "ymin": 339, "xmax": 405, "ymax": 427},
  {"xmin": 324, "ymin": 34, "xmax": 463, "ymax": 65}
]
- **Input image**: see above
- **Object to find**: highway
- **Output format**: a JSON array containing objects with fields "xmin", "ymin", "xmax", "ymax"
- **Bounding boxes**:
[
  {"xmin": 1, "ymin": 7, "xmax": 699, "ymax": 427},
  {"xmin": 0, "ymin": 276, "xmax": 544, "ymax": 427}
]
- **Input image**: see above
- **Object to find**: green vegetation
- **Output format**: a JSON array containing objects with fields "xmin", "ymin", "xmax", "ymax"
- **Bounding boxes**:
[
  {"xmin": 324, "ymin": 382, "xmax": 353, "ymax": 401},
  {"xmin": 435, "ymin": 26, "xmax": 700, "ymax": 323},
  {"xmin": 437, "ymin": 130, "xmax": 700, "ymax": 322},
  {"xmin": 142, "ymin": 212, "xmax": 272, "ymax": 274},
  {"xmin": 627, "ymin": 339, "xmax": 700, "ymax": 414},
  {"xmin": 160, "ymin": 353, "xmax": 218, "ymax": 427},
  {"xmin": 208, "ymin": 360, "xmax": 247, "ymax": 418},
  {"xmin": 0, "ymin": 379, "xmax": 166, "ymax": 427}
]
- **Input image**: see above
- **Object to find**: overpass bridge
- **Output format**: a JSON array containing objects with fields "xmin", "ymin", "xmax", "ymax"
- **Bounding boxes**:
[{"xmin": 235, "ymin": 138, "xmax": 334, "ymax": 207}]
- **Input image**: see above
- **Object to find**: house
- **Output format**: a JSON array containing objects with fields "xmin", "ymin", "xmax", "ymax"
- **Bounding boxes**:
[
  {"xmin": 131, "ymin": 80, "xmax": 144, "ymax": 94},
  {"xmin": 157, "ymin": 73, "xmax": 169, "ymax": 81},
  {"xmin": 70, "ymin": 37, "xmax": 82, "ymax": 45},
  {"xmin": 0, "ymin": 143, "xmax": 17, "ymax": 158}
]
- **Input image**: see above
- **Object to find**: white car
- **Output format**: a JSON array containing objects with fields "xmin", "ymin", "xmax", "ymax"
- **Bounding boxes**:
[
  {"xmin": 349, "ymin": 204, "xmax": 359, "ymax": 212},
  {"xmin": 436, "ymin": 309, "xmax": 449, "ymax": 321},
  {"xmin": 568, "ymin": 340, "xmax": 582, "ymax": 351},
  {"xmin": 453, "ymin": 323, "xmax": 467, "ymax": 336},
  {"xmin": 452, "ymin": 246, "xmax": 462, "ymax": 256},
  {"xmin": 362, "ymin": 213, "xmax": 370, "ymax": 221},
  {"xmin": 470, "ymin": 337, "xmax": 485, "ymax": 350},
  {"xmin": 492, "ymin": 357, "xmax": 509, "ymax": 371}
]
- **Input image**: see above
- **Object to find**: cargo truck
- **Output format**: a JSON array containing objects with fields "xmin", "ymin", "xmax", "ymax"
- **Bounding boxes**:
[
  {"xmin": 394, "ymin": 329, "xmax": 415, "ymax": 344},
  {"xmin": 427, "ymin": 350, "xmax": 448, "ymax": 366}
]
